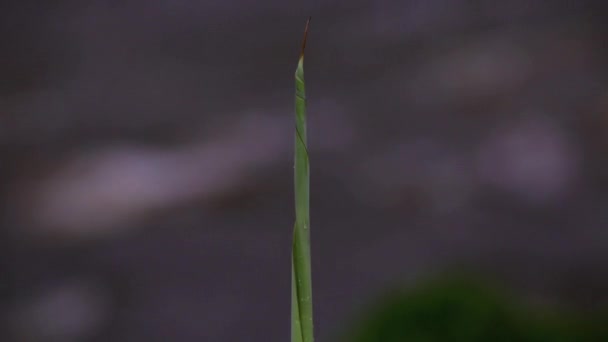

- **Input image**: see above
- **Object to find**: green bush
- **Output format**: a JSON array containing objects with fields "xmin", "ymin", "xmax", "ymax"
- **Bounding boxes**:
[{"xmin": 340, "ymin": 277, "xmax": 608, "ymax": 342}]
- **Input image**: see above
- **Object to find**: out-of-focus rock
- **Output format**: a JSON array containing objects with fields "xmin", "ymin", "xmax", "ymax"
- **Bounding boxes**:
[
  {"xmin": 352, "ymin": 138, "xmax": 474, "ymax": 213},
  {"xmin": 14, "ymin": 112, "xmax": 288, "ymax": 240},
  {"xmin": 9, "ymin": 280, "xmax": 110, "ymax": 342},
  {"xmin": 477, "ymin": 116, "xmax": 580, "ymax": 204}
]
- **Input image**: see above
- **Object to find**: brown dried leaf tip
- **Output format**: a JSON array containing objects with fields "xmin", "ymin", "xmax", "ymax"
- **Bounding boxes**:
[{"xmin": 300, "ymin": 16, "xmax": 311, "ymax": 58}]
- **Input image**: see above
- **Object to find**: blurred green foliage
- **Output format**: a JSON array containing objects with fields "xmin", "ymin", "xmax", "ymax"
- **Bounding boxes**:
[{"xmin": 339, "ymin": 277, "xmax": 608, "ymax": 342}]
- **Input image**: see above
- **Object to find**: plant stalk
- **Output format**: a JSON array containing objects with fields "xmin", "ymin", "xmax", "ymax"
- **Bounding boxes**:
[{"xmin": 291, "ymin": 16, "xmax": 314, "ymax": 342}]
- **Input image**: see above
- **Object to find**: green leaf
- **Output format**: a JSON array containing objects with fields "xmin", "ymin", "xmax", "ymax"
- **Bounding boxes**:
[{"xmin": 291, "ymin": 17, "xmax": 314, "ymax": 342}]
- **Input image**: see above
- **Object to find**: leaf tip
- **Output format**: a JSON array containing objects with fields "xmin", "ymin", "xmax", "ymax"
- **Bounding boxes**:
[{"xmin": 300, "ymin": 16, "xmax": 311, "ymax": 59}]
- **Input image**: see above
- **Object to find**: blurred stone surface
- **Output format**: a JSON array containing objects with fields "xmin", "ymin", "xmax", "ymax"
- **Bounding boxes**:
[
  {"xmin": 9, "ymin": 280, "xmax": 110, "ymax": 341},
  {"xmin": 2, "ymin": 1, "xmax": 608, "ymax": 341}
]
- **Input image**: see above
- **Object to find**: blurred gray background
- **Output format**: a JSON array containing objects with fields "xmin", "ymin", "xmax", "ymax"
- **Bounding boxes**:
[{"xmin": 2, "ymin": 1, "xmax": 608, "ymax": 341}]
